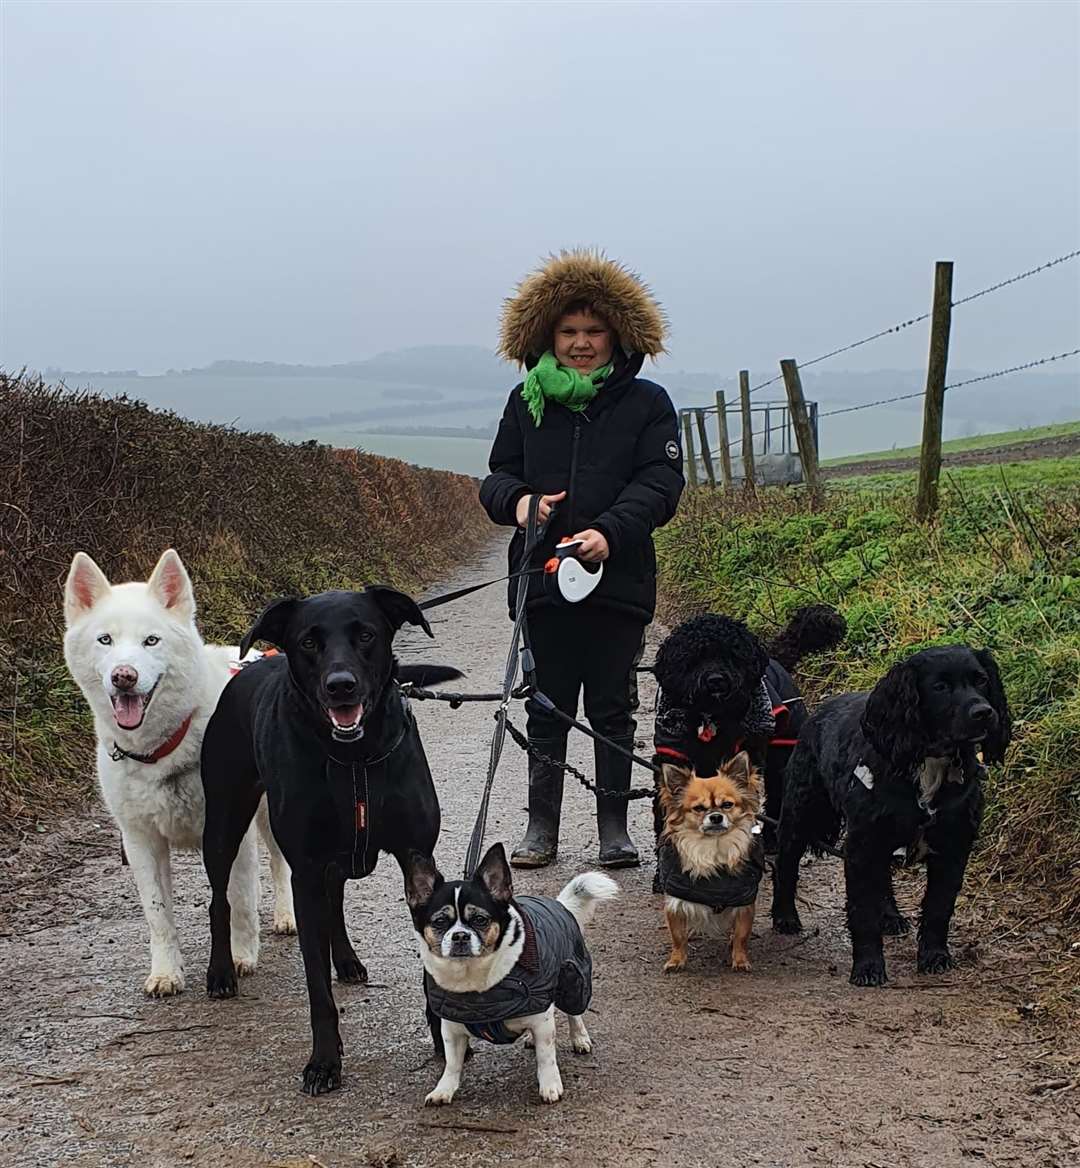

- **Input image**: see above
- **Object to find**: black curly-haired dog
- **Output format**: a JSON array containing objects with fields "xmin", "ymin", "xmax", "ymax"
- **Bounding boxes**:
[
  {"xmin": 770, "ymin": 645, "xmax": 1011, "ymax": 987},
  {"xmin": 651, "ymin": 604, "xmax": 846, "ymax": 856}
]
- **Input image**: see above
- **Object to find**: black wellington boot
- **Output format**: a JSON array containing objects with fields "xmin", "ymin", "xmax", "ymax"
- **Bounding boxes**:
[
  {"xmin": 595, "ymin": 735, "xmax": 641, "ymax": 869},
  {"xmin": 510, "ymin": 737, "xmax": 567, "ymax": 869}
]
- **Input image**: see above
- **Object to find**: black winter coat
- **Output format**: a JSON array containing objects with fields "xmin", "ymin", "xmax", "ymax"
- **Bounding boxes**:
[{"xmin": 479, "ymin": 354, "xmax": 685, "ymax": 622}]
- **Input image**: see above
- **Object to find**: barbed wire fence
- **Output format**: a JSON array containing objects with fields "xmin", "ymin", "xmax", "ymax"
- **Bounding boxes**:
[{"xmin": 677, "ymin": 248, "xmax": 1080, "ymax": 516}]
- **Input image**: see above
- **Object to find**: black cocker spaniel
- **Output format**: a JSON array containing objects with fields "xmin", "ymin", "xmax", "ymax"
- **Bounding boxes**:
[{"xmin": 770, "ymin": 644, "xmax": 1011, "ymax": 987}]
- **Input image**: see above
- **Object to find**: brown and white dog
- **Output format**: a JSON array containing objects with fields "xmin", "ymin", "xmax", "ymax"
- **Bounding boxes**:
[{"xmin": 658, "ymin": 752, "xmax": 764, "ymax": 974}]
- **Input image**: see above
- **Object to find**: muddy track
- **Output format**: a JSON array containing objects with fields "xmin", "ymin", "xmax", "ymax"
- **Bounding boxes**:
[
  {"xmin": 1, "ymin": 541, "xmax": 1077, "ymax": 1168},
  {"xmin": 827, "ymin": 433, "xmax": 1080, "ymax": 479}
]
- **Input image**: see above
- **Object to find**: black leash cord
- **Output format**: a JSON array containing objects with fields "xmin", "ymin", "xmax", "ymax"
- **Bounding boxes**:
[{"xmin": 461, "ymin": 494, "xmax": 542, "ymax": 879}]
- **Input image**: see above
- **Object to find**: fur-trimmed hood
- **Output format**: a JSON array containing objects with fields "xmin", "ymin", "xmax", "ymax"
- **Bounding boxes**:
[{"xmin": 499, "ymin": 249, "xmax": 668, "ymax": 366}]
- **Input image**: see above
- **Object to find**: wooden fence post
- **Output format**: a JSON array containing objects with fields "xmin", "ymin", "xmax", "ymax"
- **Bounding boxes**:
[
  {"xmin": 695, "ymin": 408, "xmax": 716, "ymax": 487},
  {"xmin": 738, "ymin": 370, "xmax": 756, "ymax": 489},
  {"xmin": 780, "ymin": 359, "xmax": 821, "ymax": 499},
  {"xmin": 915, "ymin": 261, "xmax": 954, "ymax": 521},
  {"xmin": 714, "ymin": 390, "xmax": 733, "ymax": 489},
  {"xmin": 681, "ymin": 410, "xmax": 698, "ymax": 487}
]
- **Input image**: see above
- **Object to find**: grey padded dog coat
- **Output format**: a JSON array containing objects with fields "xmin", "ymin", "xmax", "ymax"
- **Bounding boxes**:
[{"xmin": 424, "ymin": 895, "xmax": 592, "ymax": 1045}]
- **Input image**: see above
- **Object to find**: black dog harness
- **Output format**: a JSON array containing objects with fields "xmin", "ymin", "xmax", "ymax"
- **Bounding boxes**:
[
  {"xmin": 424, "ymin": 896, "xmax": 593, "ymax": 1045},
  {"xmin": 323, "ymin": 693, "xmax": 411, "ymax": 879},
  {"xmin": 657, "ymin": 836, "xmax": 766, "ymax": 911}
]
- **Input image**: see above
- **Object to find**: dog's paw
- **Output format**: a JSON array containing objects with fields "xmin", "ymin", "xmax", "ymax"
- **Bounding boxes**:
[
  {"xmin": 772, "ymin": 912, "xmax": 803, "ymax": 936},
  {"xmin": 424, "ymin": 1084, "xmax": 458, "ymax": 1107},
  {"xmin": 731, "ymin": 953, "xmax": 753, "ymax": 972},
  {"xmin": 571, "ymin": 1033, "xmax": 593, "ymax": 1055},
  {"xmin": 205, "ymin": 964, "xmax": 238, "ymax": 1000},
  {"xmin": 301, "ymin": 1058, "xmax": 342, "ymax": 1096},
  {"xmin": 917, "ymin": 947, "xmax": 954, "ymax": 975},
  {"xmin": 881, "ymin": 912, "xmax": 912, "ymax": 937},
  {"xmin": 850, "ymin": 957, "xmax": 888, "ymax": 987},
  {"xmin": 272, "ymin": 911, "xmax": 298, "ymax": 936},
  {"xmin": 234, "ymin": 956, "xmax": 258, "ymax": 977},
  {"xmin": 538, "ymin": 1073, "xmax": 564, "ymax": 1104},
  {"xmin": 334, "ymin": 954, "xmax": 368, "ymax": 985},
  {"xmin": 663, "ymin": 955, "xmax": 687, "ymax": 973},
  {"xmin": 144, "ymin": 970, "xmax": 185, "ymax": 997}
]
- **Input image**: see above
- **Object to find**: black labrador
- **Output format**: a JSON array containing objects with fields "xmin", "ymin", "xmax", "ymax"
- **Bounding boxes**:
[
  {"xmin": 200, "ymin": 586, "xmax": 459, "ymax": 1094},
  {"xmin": 770, "ymin": 645, "xmax": 1010, "ymax": 987}
]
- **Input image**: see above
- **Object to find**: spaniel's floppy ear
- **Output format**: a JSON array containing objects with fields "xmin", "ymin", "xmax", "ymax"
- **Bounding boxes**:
[
  {"xmin": 661, "ymin": 763, "xmax": 693, "ymax": 798},
  {"xmin": 862, "ymin": 658, "xmax": 926, "ymax": 769},
  {"xmin": 239, "ymin": 597, "xmax": 298, "ymax": 659},
  {"xmin": 975, "ymin": 648, "xmax": 1012, "ymax": 764},
  {"xmin": 366, "ymin": 586, "xmax": 433, "ymax": 639},
  {"xmin": 403, "ymin": 851, "xmax": 444, "ymax": 910}
]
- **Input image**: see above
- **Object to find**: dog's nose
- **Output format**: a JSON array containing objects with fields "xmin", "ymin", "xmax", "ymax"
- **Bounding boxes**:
[
  {"xmin": 111, "ymin": 665, "xmax": 138, "ymax": 691},
  {"xmin": 969, "ymin": 702, "xmax": 995, "ymax": 724},
  {"xmin": 325, "ymin": 671, "xmax": 358, "ymax": 698}
]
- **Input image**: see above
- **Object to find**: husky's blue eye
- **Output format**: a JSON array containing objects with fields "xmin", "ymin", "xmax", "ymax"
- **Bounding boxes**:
[
  {"xmin": 97, "ymin": 634, "xmax": 112, "ymax": 645},
  {"xmin": 144, "ymin": 635, "xmax": 160, "ymax": 647}
]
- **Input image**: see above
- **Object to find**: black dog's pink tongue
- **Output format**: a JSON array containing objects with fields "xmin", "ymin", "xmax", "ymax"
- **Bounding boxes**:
[
  {"xmin": 329, "ymin": 704, "xmax": 363, "ymax": 728},
  {"xmin": 112, "ymin": 693, "xmax": 144, "ymax": 729}
]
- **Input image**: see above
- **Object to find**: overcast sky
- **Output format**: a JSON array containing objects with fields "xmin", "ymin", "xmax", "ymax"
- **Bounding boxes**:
[{"xmin": 2, "ymin": 1, "xmax": 1078, "ymax": 380}]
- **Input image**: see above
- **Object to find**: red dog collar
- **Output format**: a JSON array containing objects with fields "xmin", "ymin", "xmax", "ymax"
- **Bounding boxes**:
[{"xmin": 110, "ymin": 713, "xmax": 194, "ymax": 765}]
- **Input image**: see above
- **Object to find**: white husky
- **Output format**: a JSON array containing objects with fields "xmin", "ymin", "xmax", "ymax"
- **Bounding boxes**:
[{"xmin": 62, "ymin": 548, "xmax": 295, "ymax": 996}]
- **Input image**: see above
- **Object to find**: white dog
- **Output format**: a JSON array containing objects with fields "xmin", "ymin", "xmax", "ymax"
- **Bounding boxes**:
[{"xmin": 63, "ymin": 548, "xmax": 295, "ymax": 996}]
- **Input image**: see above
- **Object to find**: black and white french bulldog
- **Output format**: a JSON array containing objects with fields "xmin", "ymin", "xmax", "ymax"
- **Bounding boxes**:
[{"xmin": 403, "ymin": 843, "xmax": 617, "ymax": 1105}]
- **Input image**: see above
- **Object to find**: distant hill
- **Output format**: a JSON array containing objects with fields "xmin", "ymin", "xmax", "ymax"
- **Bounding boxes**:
[{"xmin": 42, "ymin": 347, "xmax": 1078, "ymax": 457}]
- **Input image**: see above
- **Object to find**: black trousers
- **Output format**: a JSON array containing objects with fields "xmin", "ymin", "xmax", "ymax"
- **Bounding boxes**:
[{"xmin": 524, "ymin": 604, "xmax": 646, "ymax": 742}]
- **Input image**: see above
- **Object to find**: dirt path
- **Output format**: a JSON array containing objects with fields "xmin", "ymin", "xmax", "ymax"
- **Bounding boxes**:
[
  {"xmin": 827, "ymin": 432, "xmax": 1080, "ymax": 479},
  {"xmin": 2, "ymin": 541, "xmax": 1077, "ymax": 1168}
]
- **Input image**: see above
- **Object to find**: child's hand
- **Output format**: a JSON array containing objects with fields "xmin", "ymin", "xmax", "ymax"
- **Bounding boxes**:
[
  {"xmin": 516, "ymin": 491, "xmax": 566, "ymax": 528},
  {"xmin": 569, "ymin": 529, "xmax": 609, "ymax": 562}
]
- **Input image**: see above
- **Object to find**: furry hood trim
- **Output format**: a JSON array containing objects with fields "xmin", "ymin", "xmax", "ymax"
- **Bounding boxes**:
[{"xmin": 498, "ymin": 249, "xmax": 668, "ymax": 366}]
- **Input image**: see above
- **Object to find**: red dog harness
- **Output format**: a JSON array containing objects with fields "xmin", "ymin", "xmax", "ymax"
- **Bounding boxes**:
[{"xmin": 654, "ymin": 704, "xmax": 796, "ymax": 766}]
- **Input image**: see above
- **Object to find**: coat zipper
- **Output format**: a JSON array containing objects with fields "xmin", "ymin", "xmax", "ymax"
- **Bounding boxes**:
[{"xmin": 566, "ymin": 417, "xmax": 582, "ymax": 534}]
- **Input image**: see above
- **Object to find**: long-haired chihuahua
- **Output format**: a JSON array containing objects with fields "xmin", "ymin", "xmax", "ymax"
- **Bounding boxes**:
[{"xmin": 658, "ymin": 752, "xmax": 764, "ymax": 973}]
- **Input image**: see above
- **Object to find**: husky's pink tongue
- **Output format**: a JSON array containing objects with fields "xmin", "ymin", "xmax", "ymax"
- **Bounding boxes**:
[
  {"xmin": 329, "ymin": 704, "xmax": 363, "ymax": 729},
  {"xmin": 112, "ymin": 693, "xmax": 145, "ymax": 729}
]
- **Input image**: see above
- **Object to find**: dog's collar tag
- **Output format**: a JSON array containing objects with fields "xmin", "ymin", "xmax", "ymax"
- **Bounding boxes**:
[
  {"xmin": 698, "ymin": 718, "xmax": 717, "ymax": 743},
  {"xmin": 854, "ymin": 763, "xmax": 875, "ymax": 790}
]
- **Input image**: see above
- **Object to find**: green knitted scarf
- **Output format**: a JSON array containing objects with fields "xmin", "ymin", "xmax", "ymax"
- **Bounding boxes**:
[{"xmin": 520, "ymin": 350, "xmax": 613, "ymax": 427}]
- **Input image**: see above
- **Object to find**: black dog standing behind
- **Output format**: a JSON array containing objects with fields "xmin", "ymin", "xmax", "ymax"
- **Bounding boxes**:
[
  {"xmin": 651, "ymin": 604, "xmax": 846, "ymax": 857},
  {"xmin": 771, "ymin": 645, "xmax": 1011, "ymax": 987},
  {"xmin": 200, "ymin": 587, "xmax": 459, "ymax": 1094}
]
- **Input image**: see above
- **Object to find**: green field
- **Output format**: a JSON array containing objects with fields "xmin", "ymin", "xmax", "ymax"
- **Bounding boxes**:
[
  {"xmin": 830, "ymin": 454, "xmax": 1080, "ymax": 491},
  {"xmin": 821, "ymin": 418, "xmax": 1080, "ymax": 467}
]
